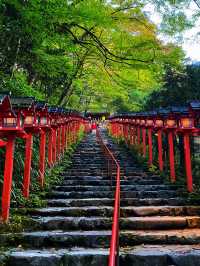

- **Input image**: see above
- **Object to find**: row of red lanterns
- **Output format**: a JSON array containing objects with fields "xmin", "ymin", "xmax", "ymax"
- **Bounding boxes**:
[
  {"xmin": 109, "ymin": 101, "xmax": 200, "ymax": 193},
  {"xmin": 0, "ymin": 95, "xmax": 89, "ymax": 222}
]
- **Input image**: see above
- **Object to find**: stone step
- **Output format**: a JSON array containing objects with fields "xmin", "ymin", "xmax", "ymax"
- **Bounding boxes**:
[
  {"xmin": 47, "ymin": 197, "xmax": 197, "ymax": 207},
  {"xmin": 121, "ymin": 206, "xmax": 200, "ymax": 217},
  {"xmin": 65, "ymin": 170, "xmax": 109, "ymax": 174},
  {"xmin": 0, "ymin": 230, "xmax": 111, "ymax": 249},
  {"xmin": 31, "ymin": 216, "xmax": 112, "ymax": 230},
  {"xmin": 4, "ymin": 248, "xmax": 108, "ymax": 266},
  {"xmin": 53, "ymin": 184, "xmax": 182, "ymax": 192},
  {"xmin": 3, "ymin": 228, "xmax": 200, "ymax": 249},
  {"xmin": 62, "ymin": 179, "xmax": 162, "ymax": 186},
  {"xmin": 62, "ymin": 175, "xmax": 162, "ymax": 181},
  {"xmin": 31, "ymin": 216, "xmax": 200, "ymax": 231},
  {"xmin": 29, "ymin": 206, "xmax": 114, "ymax": 217},
  {"xmin": 70, "ymin": 165, "xmax": 106, "ymax": 169},
  {"xmin": 29, "ymin": 206, "xmax": 200, "ymax": 218},
  {"xmin": 119, "ymin": 228, "xmax": 200, "ymax": 245},
  {"xmin": 47, "ymin": 191, "xmax": 115, "ymax": 199},
  {"xmin": 70, "ymin": 157, "xmax": 104, "ymax": 161},
  {"xmin": 62, "ymin": 176, "xmax": 110, "ymax": 181},
  {"xmin": 120, "ymin": 216, "xmax": 200, "ymax": 230},
  {"xmin": 47, "ymin": 198, "xmax": 114, "ymax": 207},
  {"xmin": 120, "ymin": 244, "xmax": 200, "ymax": 266},
  {"xmin": 6, "ymin": 245, "xmax": 200, "ymax": 266},
  {"xmin": 47, "ymin": 190, "xmax": 178, "ymax": 199}
]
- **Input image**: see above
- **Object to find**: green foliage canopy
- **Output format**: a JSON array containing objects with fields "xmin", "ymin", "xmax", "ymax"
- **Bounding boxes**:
[{"xmin": 0, "ymin": 0, "xmax": 185, "ymax": 112}]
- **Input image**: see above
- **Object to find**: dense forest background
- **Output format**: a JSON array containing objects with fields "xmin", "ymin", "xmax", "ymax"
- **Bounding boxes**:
[{"xmin": 0, "ymin": 0, "xmax": 200, "ymax": 112}]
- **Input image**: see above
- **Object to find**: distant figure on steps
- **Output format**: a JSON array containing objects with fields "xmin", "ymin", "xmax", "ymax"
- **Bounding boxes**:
[{"xmin": 91, "ymin": 121, "xmax": 97, "ymax": 133}]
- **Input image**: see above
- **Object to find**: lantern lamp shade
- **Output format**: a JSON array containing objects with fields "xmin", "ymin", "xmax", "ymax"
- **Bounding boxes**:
[
  {"xmin": 24, "ymin": 116, "xmax": 34, "ymax": 125},
  {"xmin": 165, "ymin": 119, "xmax": 177, "ymax": 128},
  {"xmin": 3, "ymin": 117, "xmax": 17, "ymax": 127},
  {"xmin": 155, "ymin": 119, "xmax": 164, "ymax": 128},
  {"xmin": 40, "ymin": 117, "xmax": 48, "ymax": 126},
  {"xmin": 180, "ymin": 117, "xmax": 194, "ymax": 128},
  {"xmin": 136, "ymin": 119, "xmax": 140, "ymax": 125},
  {"xmin": 51, "ymin": 118, "xmax": 57, "ymax": 125},
  {"xmin": 146, "ymin": 119, "xmax": 154, "ymax": 126}
]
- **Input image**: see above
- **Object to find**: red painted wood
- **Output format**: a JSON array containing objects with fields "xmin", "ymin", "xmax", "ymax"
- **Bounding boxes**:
[
  {"xmin": 96, "ymin": 128, "xmax": 120, "ymax": 266},
  {"xmin": 22, "ymin": 133, "xmax": 33, "ymax": 198},
  {"xmin": 39, "ymin": 130, "xmax": 46, "ymax": 188},
  {"xmin": 142, "ymin": 128, "xmax": 146, "ymax": 157},
  {"xmin": 48, "ymin": 129, "xmax": 53, "ymax": 167},
  {"xmin": 184, "ymin": 133, "xmax": 193, "ymax": 192},
  {"xmin": 137, "ymin": 127, "xmax": 140, "ymax": 145},
  {"xmin": 62, "ymin": 125, "xmax": 66, "ymax": 154},
  {"xmin": 52, "ymin": 129, "xmax": 57, "ymax": 163},
  {"xmin": 157, "ymin": 130, "xmax": 164, "ymax": 171},
  {"xmin": 57, "ymin": 127, "xmax": 61, "ymax": 159},
  {"xmin": 1, "ymin": 136, "xmax": 15, "ymax": 222},
  {"xmin": 148, "ymin": 128, "xmax": 153, "ymax": 165},
  {"xmin": 65, "ymin": 124, "xmax": 69, "ymax": 150},
  {"xmin": 168, "ymin": 131, "xmax": 176, "ymax": 182}
]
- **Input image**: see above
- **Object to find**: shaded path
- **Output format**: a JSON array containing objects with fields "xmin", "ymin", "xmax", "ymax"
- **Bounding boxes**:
[{"xmin": 1, "ymin": 131, "xmax": 200, "ymax": 266}]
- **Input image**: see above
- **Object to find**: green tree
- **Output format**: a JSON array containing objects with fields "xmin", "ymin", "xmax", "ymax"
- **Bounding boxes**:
[
  {"xmin": 144, "ymin": 64, "xmax": 200, "ymax": 109},
  {"xmin": 0, "ymin": 0, "xmax": 185, "ymax": 111}
]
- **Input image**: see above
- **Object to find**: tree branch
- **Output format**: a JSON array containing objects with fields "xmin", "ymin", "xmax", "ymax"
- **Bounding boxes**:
[
  {"xmin": 71, "ymin": 23, "xmax": 155, "ymax": 63},
  {"xmin": 193, "ymin": 0, "xmax": 200, "ymax": 9},
  {"xmin": 111, "ymin": 3, "xmax": 141, "ymax": 15}
]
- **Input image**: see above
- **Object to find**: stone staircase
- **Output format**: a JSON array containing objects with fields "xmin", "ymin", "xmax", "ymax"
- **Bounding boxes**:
[{"xmin": 1, "ymin": 131, "xmax": 200, "ymax": 266}]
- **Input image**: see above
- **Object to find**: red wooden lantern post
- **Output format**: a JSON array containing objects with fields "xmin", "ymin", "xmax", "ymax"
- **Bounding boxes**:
[
  {"xmin": 61, "ymin": 110, "xmax": 69, "ymax": 155},
  {"xmin": 119, "ymin": 118, "xmax": 123, "ymax": 139},
  {"xmin": 65, "ymin": 118, "xmax": 70, "ymax": 150},
  {"xmin": 56, "ymin": 108, "xmax": 64, "ymax": 160},
  {"xmin": 122, "ymin": 118, "xmax": 126, "ymax": 142},
  {"xmin": 48, "ymin": 107, "xmax": 59, "ymax": 165},
  {"xmin": 126, "ymin": 118, "xmax": 131, "ymax": 144},
  {"xmin": 140, "ymin": 115, "xmax": 147, "ymax": 157},
  {"xmin": 0, "ymin": 95, "xmax": 24, "ymax": 222},
  {"xmin": 154, "ymin": 112, "xmax": 165, "ymax": 172},
  {"xmin": 70, "ymin": 120, "xmax": 75, "ymax": 144},
  {"xmin": 164, "ymin": 108, "xmax": 178, "ymax": 183},
  {"xmin": 111, "ymin": 119, "xmax": 115, "ymax": 137},
  {"xmin": 145, "ymin": 113, "xmax": 155, "ymax": 166},
  {"xmin": 67, "ymin": 117, "xmax": 72, "ymax": 147},
  {"xmin": 133, "ymin": 119, "xmax": 137, "ymax": 145},
  {"xmin": 135, "ymin": 116, "xmax": 141, "ymax": 146},
  {"xmin": 177, "ymin": 106, "xmax": 196, "ymax": 192},
  {"xmin": 112, "ymin": 120, "xmax": 115, "ymax": 137},
  {"xmin": 71, "ymin": 113, "xmax": 80, "ymax": 143},
  {"xmin": 73, "ymin": 119, "xmax": 78, "ymax": 143},
  {"xmin": 129, "ymin": 117, "xmax": 135, "ymax": 146},
  {"xmin": 36, "ymin": 102, "xmax": 50, "ymax": 188},
  {"xmin": 112, "ymin": 117, "xmax": 120, "ymax": 139},
  {"xmin": 48, "ymin": 127, "xmax": 54, "ymax": 167},
  {"xmin": 58, "ymin": 107, "xmax": 69, "ymax": 158},
  {"xmin": 11, "ymin": 97, "xmax": 39, "ymax": 198}
]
